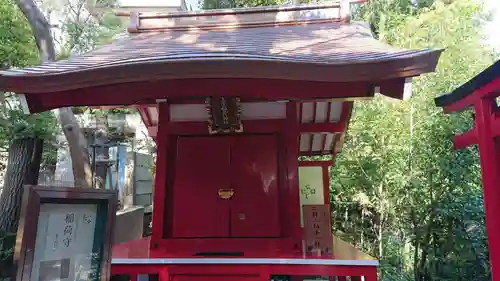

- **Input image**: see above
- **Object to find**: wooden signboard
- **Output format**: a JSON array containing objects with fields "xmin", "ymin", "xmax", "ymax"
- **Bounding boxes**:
[
  {"xmin": 303, "ymin": 204, "xmax": 332, "ymax": 256},
  {"xmin": 14, "ymin": 186, "xmax": 117, "ymax": 281},
  {"xmin": 298, "ymin": 166, "xmax": 325, "ymax": 227},
  {"xmin": 206, "ymin": 97, "xmax": 243, "ymax": 134}
]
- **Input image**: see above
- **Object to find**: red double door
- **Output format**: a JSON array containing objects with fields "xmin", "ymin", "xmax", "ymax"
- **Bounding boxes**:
[{"xmin": 172, "ymin": 134, "xmax": 281, "ymax": 238}]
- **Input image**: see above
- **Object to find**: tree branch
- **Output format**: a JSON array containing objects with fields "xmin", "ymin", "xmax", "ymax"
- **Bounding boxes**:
[
  {"xmin": 14, "ymin": 0, "xmax": 56, "ymax": 62},
  {"xmin": 14, "ymin": 0, "xmax": 92, "ymax": 188}
]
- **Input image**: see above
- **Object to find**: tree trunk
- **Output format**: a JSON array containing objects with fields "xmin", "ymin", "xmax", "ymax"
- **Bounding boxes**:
[
  {"xmin": 0, "ymin": 138, "xmax": 43, "ymax": 233},
  {"xmin": 15, "ymin": 0, "xmax": 92, "ymax": 188},
  {"xmin": 55, "ymin": 108, "xmax": 92, "ymax": 188}
]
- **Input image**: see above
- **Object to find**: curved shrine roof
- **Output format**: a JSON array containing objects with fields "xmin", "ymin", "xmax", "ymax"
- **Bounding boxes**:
[{"xmin": 0, "ymin": 2, "xmax": 442, "ymax": 94}]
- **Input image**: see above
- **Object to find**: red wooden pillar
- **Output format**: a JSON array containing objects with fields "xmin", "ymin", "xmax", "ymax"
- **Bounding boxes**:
[
  {"xmin": 475, "ymin": 97, "xmax": 500, "ymax": 280},
  {"xmin": 286, "ymin": 102, "xmax": 303, "ymax": 248},
  {"xmin": 158, "ymin": 267, "xmax": 169, "ymax": 281},
  {"xmin": 364, "ymin": 267, "xmax": 378, "ymax": 281},
  {"xmin": 151, "ymin": 102, "xmax": 169, "ymax": 248}
]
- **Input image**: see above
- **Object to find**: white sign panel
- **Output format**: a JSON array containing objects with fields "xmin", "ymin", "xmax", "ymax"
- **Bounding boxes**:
[
  {"xmin": 298, "ymin": 166, "xmax": 325, "ymax": 227},
  {"xmin": 30, "ymin": 204, "xmax": 98, "ymax": 281}
]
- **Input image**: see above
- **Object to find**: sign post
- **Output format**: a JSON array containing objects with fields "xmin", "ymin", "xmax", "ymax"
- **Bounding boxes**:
[{"xmin": 14, "ymin": 186, "xmax": 117, "ymax": 281}]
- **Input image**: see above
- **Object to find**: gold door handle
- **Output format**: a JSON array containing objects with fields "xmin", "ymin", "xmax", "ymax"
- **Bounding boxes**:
[{"xmin": 218, "ymin": 189, "xmax": 234, "ymax": 200}]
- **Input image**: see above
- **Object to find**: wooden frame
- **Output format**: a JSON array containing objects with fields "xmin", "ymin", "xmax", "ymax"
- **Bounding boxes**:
[
  {"xmin": 23, "ymin": 79, "xmax": 376, "ymax": 113},
  {"xmin": 110, "ymin": 260, "xmax": 378, "ymax": 281},
  {"xmin": 148, "ymin": 101, "xmax": 303, "ymax": 256},
  {"xmin": 15, "ymin": 186, "xmax": 117, "ymax": 281}
]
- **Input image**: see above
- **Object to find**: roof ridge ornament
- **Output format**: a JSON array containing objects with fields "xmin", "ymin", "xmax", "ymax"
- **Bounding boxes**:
[{"xmin": 121, "ymin": 1, "xmax": 368, "ymax": 33}]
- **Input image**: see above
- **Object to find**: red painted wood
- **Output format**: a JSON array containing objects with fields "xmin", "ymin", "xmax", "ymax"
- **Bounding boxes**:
[
  {"xmin": 338, "ymin": 102, "xmax": 353, "ymax": 132},
  {"xmin": 490, "ymin": 111, "xmax": 500, "ymax": 138},
  {"xmin": 259, "ymin": 267, "xmax": 271, "ymax": 281},
  {"xmin": 112, "ymin": 264, "xmax": 162, "ymax": 275},
  {"xmin": 300, "ymin": 123, "xmax": 344, "ymax": 133},
  {"xmin": 172, "ymin": 275, "xmax": 260, "ymax": 281},
  {"xmin": 474, "ymin": 97, "xmax": 500, "ymax": 281},
  {"xmin": 138, "ymin": 107, "xmax": 153, "ymax": 127},
  {"xmin": 165, "ymin": 120, "xmax": 289, "ymax": 136},
  {"xmin": 298, "ymin": 161, "xmax": 332, "ymax": 167},
  {"xmin": 285, "ymin": 102, "xmax": 303, "ymax": 248},
  {"xmin": 322, "ymin": 166, "xmax": 330, "ymax": 205},
  {"xmin": 172, "ymin": 136, "xmax": 231, "ymax": 238},
  {"xmin": 452, "ymin": 128, "xmax": 477, "ymax": 149},
  {"xmin": 154, "ymin": 111, "xmax": 299, "ymax": 255},
  {"xmin": 229, "ymin": 135, "xmax": 281, "ymax": 238},
  {"xmin": 166, "ymin": 263, "xmax": 375, "ymax": 276},
  {"xmin": 28, "ymin": 79, "xmax": 374, "ymax": 113},
  {"xmin": 112, "ymin": 263, "xmax": 378, "ymax": 281},
  {"xmin": 150, "ymin": 120, "xmax": 345, "ymax": 138},
  {"xmin": 168, "ymin": 265, "xmax": 260, "ymax": 275},
  {"xmin": 378, "ymin": 78, "xmax": 406, "ymax": 100},
  {"xmin": 111, "ymin": 237, "xmax": 378, "ymax": 279},
  {"xmin": 308, "ymin": 102, "xmax": 317, "ymax": 155},
  {"xmin": 159, "ymin": 268, "xmax": 169, "ymax": 281},
  {"xmin": 151, "ymin": 102, "xmax": 169, "ymax": 247},
  {"xmin": 443, "ymin": 77, "xmax": 500, "ymax": 113},
  {"xmin": 451, "ymin": 111, "xmax": 500, "ymax": 150},
  {"xmin": 364, "ymin": 267, "xmax": 378, "ymax": 281},
  {"xmin": 156, "ymin": 238, "xmax": 294, "ymax": 256},
  {"xmin": 320, "ymin": 101, "xmax": 331, "ymax": 152}
]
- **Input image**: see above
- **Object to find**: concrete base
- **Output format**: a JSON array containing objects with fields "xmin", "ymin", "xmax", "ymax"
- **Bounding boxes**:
[{"xmin": 114, "ymin": 206, "xmax": 145, "ymax": 245}]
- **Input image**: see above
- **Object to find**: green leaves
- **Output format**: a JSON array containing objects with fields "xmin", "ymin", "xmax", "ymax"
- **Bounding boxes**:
[
  {"xmin": 201, "ymin": 0, "xmax": 286, "ymax": 10},
  {"xmin": 0, "ymin": 98, "xmax": 57, "ymax": 149},
  {"xmin": 332, "ymin": 0, "xmax": 496, "ymax": 280},
  {"xmin": 0, "ymin": 0, "xmax": 38, "ymax": 67},
  {"xmin": 0, "ymin": 0, "xmax": 57, "ymax": 150}
]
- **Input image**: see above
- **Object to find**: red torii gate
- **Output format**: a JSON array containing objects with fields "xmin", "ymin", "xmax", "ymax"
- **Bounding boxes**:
[{"xmin": 435, "ymin": 59, "xmax": 500, "ymax": 280}]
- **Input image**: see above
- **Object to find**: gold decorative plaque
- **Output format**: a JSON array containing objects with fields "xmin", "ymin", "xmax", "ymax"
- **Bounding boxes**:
[{"xmin": 206, "ymin": 97, "xmax": 243, "ymax": 134}]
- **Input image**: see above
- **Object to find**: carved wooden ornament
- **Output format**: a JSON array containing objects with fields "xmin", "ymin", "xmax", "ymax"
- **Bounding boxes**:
[{"xmin": 206, "ymin": 97, "xmax": 243, "ymax": 134}]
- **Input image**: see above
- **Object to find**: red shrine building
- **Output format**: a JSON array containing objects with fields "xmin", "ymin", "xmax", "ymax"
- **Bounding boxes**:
[
  {"xmin": 0, "ymin": 1, "xmax": 442, "ymax": 281},
  {"xmin": 435, "ymin": 59, "xmax": 500, "ymax": 281}
]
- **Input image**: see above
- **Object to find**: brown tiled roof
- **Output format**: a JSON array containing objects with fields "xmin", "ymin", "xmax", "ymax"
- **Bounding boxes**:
[{"xmin": 0, "ymin": 3, "xmax": 442, "ymax": 93}]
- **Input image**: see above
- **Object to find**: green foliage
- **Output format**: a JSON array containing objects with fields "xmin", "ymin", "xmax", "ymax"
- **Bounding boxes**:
[
  {"xmin": 0, "ymin": 102, "xmax": 57, "ymax": 149},
  {"xmin": 0, "ymin": 0, "xmax": 38, "ymax": 67},
  {"xmin": 201, "ymin": 0, "xmax": 285, "ymax": 10},
  {"xmin": 60, "ymin": 5, "xmax": 124, "ymax": 55},
  {"xmin": 331, "ymin": 0, "xmax": 497, "ymax": 280},
  {"xmin": 0, "ymin": 231, "xmax": 15, "ymax": 259},
  {"xmin": 0, "ymin": 0, "xmax": 57, "ymax": 150},
  {"xmin": 0, "ymin": 231, "xmax": 15, "ymax": 280}
]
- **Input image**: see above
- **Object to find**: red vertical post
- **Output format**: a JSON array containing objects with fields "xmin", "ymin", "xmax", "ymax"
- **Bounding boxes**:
[
  {"xmin": 475, "ymin": 97, "xmax": 500, "ymax": 280},
  {"xmin": 158, "ymin": 267, "xmax": 169, "ymax": 281},
  {"xmin": 363, "ymin": 268, "xmax": 378, "ymax": 281},
  {"xmin": 151, "ymin": 102, "xmax": 169, "ymax": 248},
  {"xmin": 285, "ymin": 102, "xmax": 302, "ymax": 250},
  {"xmin": 322, "ymin": 165, "xmax": 331, "ymax": 205}
]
